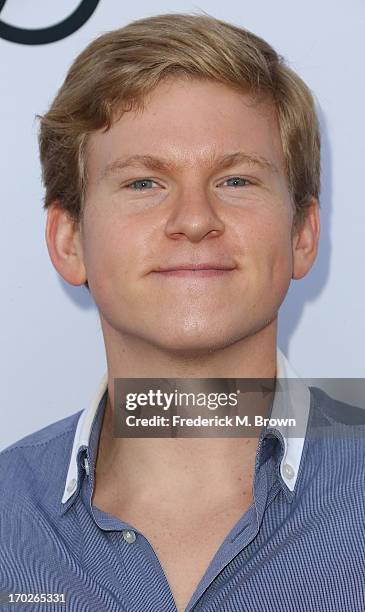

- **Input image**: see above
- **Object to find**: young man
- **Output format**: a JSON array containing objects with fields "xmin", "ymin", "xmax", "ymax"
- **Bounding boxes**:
[{"xmin": 1, "ymin": 13, "xmax": 364, "ymax": 612}]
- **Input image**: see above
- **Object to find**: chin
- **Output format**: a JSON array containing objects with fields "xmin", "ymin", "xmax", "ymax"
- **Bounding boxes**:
[{"xmin": 147, "ymin": 326, "xmax": 245, "ymax": 357}]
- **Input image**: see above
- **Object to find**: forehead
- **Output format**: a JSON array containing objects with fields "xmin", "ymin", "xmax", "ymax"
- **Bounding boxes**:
[{"xmin": 86, "ymin": 78, "xmax": 285, "ymax": 176}]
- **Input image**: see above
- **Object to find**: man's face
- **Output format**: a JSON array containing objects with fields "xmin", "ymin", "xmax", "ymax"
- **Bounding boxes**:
[{"xmin": 80, "ymin": 78, "xmax": 296, "ymax": 354}]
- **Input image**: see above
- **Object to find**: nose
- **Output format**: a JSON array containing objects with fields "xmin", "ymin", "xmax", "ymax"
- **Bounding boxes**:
[{"xmin": 164, "ymin": 183, "xmax": 225, "ymax": 243}]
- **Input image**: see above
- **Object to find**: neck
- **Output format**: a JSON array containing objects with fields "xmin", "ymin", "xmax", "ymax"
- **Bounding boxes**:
[
  {"xmin": 101, "ymin": 315, "xmax": 278, "ymax": 406},
  {"xmin": 93, "ymin": 317, "xmax": 278, "ymax": 504}
]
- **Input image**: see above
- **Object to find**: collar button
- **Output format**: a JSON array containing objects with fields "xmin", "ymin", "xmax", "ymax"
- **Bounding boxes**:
[
  {"xmin": 83, "ymin": 457, "xmax": 90, "ymax": 476},
  {"xmin": 282, "ymin": 463, "xmax": 295, "ymax": 480}
]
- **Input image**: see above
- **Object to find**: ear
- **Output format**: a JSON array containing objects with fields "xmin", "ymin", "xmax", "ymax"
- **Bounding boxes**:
[
  {"xmin": 292, "ymin": 198, "xmax": 320, "ymax": 280},
  {"xmin": 45, "ymin": 202, "xmax": 87, "ymax": 286}
]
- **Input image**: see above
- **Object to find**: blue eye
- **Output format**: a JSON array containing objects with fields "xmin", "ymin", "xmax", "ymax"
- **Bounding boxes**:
[
  {"xmin": 223, "ymin": 177, "xmax": 250, "ymax": 187},
  {"xmin": 128, "ymin": 179, "xmax": 157, "ymax": 190},
  {"xmin": 125, "ymin": 177, "xmax": 250, "ymax": 191}
]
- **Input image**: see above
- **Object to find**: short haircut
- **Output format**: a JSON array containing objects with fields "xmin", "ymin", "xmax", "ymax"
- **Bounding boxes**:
[{"xmin": 39, "ymin": 12, "xmax": 320, "ymax": 232}]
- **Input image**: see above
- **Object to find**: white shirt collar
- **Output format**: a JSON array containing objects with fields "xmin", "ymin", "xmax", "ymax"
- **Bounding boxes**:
[
  {"xmin": 274, "ymin": 348, "xmax": 311, "ymax": 491},
  {"xmin": 62, "ymin": 348, "xmax": 311, "ymax": 503}
]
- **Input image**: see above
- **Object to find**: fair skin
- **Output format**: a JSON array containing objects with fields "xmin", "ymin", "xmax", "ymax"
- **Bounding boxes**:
[{"xmin": 46, "ymin": 77, "xmax": 320, "ymax": 610}]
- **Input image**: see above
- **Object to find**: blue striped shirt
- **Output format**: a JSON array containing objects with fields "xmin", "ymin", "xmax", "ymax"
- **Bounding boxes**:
[{"xmin": 1, "ymin": 350, "xmax": 365, "ymax": 611}]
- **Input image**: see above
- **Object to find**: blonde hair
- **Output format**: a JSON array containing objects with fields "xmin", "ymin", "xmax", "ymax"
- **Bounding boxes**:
[{"xmin": 39, "ymin": 12, "xmax": 320, "ymax": 230}]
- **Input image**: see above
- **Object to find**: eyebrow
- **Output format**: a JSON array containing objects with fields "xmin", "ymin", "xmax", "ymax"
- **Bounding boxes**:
[{"xmin": 100, "ymin": 151, "xmax": 278, "ymax": 181}]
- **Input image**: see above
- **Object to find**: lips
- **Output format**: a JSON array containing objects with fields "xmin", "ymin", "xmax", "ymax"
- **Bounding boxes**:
[
  {"xmin": 153, "ymin": 263, "xmax": 236, "ymax": 272},
  {"xmin": 151, "ymin": 262, "xmax": 237, "ymax": 279}
]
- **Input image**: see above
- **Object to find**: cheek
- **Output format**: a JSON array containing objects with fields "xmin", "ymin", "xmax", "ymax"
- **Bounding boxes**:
[
  {"xmin": 250, "ymin": 211, "xmax": 294, "ymax": 287},
  {"xmin": 266, "ymin": 225, "xmax": 294, "ymax": 295},
  {"xmin": 81, "ymin": 211, "xmax": 135, "ymax": 293}
]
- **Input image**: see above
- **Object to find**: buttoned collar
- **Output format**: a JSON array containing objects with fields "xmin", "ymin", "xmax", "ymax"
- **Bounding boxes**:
[{"xmin": 61, "ymin": 348, "xmax": 311, "ymax": 510}]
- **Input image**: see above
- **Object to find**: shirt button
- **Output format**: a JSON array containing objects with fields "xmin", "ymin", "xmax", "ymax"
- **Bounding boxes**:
[
  {"xmin": 282, "ymin": 463, "xmax": 295, "ymax": 480},
  {"xmin": 122, "ymin": 530, "xmax": 136, "ymax": 544},
  {"xmin": 67, "ymin": 478, "xmax": 77, "ymax": 493}
]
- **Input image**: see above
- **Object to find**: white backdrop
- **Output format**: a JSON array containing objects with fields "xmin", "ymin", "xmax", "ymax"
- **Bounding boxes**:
[{"xmin": 1, "ymin": 0, "xmax": 364, "ymax": 451}]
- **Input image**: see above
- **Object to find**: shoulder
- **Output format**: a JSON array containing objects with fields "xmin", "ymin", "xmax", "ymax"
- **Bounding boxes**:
[
  {"xmin": 309, "ymin": 385, "xmax": 365, "ymax": 433},
  {"xmin": 309, "ymin": 385, "xmax": 365, "ymax": 427},
  {"xmin": 1, "ymin": 410, "xmax": 81, "ymax": 454},
  {"xmin": 0, "ymin": 411, "xmax": 82, "ymax": 511},
  {"xmin": 306, "ymin": 385, "xmax": 365, "ymax": 475}
]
